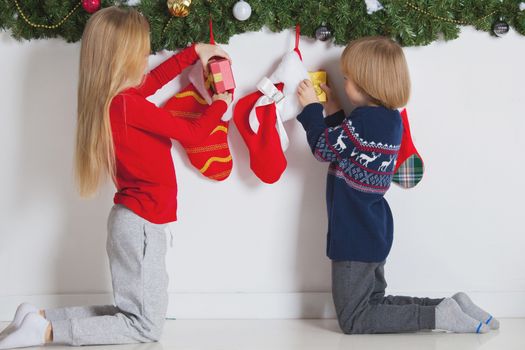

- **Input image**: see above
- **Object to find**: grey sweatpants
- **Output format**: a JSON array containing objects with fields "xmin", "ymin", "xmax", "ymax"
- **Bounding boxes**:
[
  {"xmin": 332, "ymin": 260, "xmax": 444, "ymax": 334},
  {"xmin": 46, "ymin": 205, "xmax": 169, "ymax": 345}
]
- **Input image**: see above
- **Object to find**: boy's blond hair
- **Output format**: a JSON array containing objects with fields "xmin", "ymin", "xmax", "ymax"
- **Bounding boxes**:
[
  {"xmin": 341, "ymin": 36, "xmax": 410, "ymax": 109},
  {"xmin": 75, "ymin": 7, "xmax": 150, "ymax": 197}
]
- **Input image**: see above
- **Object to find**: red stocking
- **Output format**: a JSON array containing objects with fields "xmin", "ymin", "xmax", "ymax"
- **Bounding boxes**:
[
  {"xmin": 393, "ymin": 109, "xmax": 425, "ymax": 188},
  {"xmin": 164, "ymin": 84, "xmax": 232, "ymax": 181},
  {"xmin": 233, "ymin": 84, "xmax": 287, "ymax": 184}
]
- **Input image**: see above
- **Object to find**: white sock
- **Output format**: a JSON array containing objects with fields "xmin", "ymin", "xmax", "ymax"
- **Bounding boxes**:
[
  {"xmin": 0, "ymin": 303, "xmax": 39, "ymax": 340},
  {"xmin": 0, "ymin": 313, "xmax": 49, "ymax": 349},
  {"xmin": 435, "ymin": 298, "xmax": 490, "ymax": 334},
  {"xmin": 452, "ymin": 292, "xmax": 500, "ymax": 330}
]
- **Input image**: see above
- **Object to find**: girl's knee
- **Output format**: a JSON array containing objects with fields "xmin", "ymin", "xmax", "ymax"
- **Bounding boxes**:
[{"xmin": 143, "ymin": 317, "xmax": 165, "ymax": 341}]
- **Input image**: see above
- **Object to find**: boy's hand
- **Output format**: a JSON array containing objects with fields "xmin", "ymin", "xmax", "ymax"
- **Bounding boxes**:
[
  {"xmin": 320, "ymin": 83, "xmax": 342, "ymax": 116},
  {"xmin": 213, "ymin": 92, "xmax": 233, "ymax": 106},
  {"xmin": 297, "ymin": 79, "xmax": 319, "ymax": 107},
  {"xmin": 195, "ymin": 43, "xmax": 232, "ymax": 75}
]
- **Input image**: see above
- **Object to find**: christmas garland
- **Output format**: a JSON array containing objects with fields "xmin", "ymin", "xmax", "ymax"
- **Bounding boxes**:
[{"xmin": 0, "ymin": 0, "xmax": 524, "ymax": 51}]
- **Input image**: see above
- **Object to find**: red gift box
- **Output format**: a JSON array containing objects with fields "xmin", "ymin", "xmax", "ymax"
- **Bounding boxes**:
[{"xmin": 208, "ymin": 58, "xmax": 236, "ymax": 94}]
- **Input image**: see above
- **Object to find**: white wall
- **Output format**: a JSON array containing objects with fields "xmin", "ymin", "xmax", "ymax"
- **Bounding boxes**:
[{"xmin": 1, "ymin": 26, "xmax": 524, "ymax": 320}]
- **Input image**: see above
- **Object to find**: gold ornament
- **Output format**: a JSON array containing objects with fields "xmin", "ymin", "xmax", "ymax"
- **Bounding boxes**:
[{"xmin": 167, "ymin": 0, "xmax": 192, "ymax": 17}]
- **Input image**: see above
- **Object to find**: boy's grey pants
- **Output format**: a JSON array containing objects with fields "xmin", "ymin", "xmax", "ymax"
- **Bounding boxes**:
[
  {"xmin": 332, "ymin": 260, "xmax": 444, "ymax": 334},
  {"xmin": 46, "ymin": 205, "xmax": 169, "ymax": 345}
]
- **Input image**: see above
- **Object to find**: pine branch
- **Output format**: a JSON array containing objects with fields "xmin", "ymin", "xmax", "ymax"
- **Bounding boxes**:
[{"xmin": 0, "ymin": 0, "xmax": 523, "ymax": 49}]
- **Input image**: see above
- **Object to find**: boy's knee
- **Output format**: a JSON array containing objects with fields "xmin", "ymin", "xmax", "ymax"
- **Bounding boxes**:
[
  {"xmin": 339, "ymin": 322, "xmax": 368, "ymax": 334},
  {"xmin": 339, "ymin": 323, "xmax": 359, "ymax": 334},
  {"xmin": 337, "ymin": 313, "xmax": 368, "ymax": 334},
  {"xmin": 337, "ymin": 315, "xmax": 356, "ymax": 334}
]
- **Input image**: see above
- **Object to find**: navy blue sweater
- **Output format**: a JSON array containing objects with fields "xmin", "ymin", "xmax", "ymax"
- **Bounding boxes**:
[{"xmin": 297, "ymin": 103, "xmax": 403, "ymax": 262}]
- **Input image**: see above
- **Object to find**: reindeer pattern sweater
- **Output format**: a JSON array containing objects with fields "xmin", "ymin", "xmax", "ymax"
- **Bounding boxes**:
[{"xmin": 297, "ymin": 103, "xmax": 403, "ymax": 262}]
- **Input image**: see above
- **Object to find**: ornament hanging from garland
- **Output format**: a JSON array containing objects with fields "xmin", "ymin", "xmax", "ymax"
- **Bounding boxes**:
[
  {"xmin": 493, "ymin": 19, "xmax": 510, "ymax": 36},
  {"xmin": 82, "ymin": 0, "xmax": 100, "ymax": 14},
  {"xmin": 364, "ymin": 0, "xmax": 383, "ymax": 14},
  {"xmin": 4, "ymin": 1, "xmax": 525, "ymax": 48},
  {"xmin": 233, "ymin": 1, "xmax": 252, "ymax": 21},
  {"xmin": 167, "ymin": 0, "xmax": 192, "ymax": 18},
  {"xmin": 315, "ymin": 25, "xmax": 332, "ymax": 41}
]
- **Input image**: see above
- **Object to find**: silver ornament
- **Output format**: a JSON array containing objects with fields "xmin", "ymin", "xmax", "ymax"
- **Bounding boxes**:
[
  {"xmin": 315, "ymin": 25, "xmax": 332, "ymax": 41},
  {"xmin": 493, "ymin": 20, "xmax": 510, "ymax": 37}
]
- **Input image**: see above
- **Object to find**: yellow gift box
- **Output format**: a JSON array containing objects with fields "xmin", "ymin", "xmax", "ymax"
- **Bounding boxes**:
[{"xmin": 309, "ymin": 71, "xmax": 327, "ymax": 102}]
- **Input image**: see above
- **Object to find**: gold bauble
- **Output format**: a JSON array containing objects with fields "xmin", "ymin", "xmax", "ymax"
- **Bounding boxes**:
[{"xmin": 167, "ymin": 0, "xmax": 192, "ymax": 17}]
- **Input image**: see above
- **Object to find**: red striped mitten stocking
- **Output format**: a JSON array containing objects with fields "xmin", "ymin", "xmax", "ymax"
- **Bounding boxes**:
[{"xmin": 163, "ymin": 63, "xmax": 233, "ymax": 181}]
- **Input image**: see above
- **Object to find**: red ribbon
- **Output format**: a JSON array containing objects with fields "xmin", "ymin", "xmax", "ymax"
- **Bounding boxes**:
[
  {"xmin": 294, "ymin": 24, "xmax": 303, "ymax": 60},
  {"xmin": 209, "ymin": 17, "xmax": 215, "ymax": 45}
]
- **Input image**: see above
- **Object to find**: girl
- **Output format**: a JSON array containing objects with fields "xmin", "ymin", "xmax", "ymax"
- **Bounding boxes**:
[
  {"xmin": 296, "ymin": 36, "xmax": 499, "ymax": 334},
  {"xmin": 0, "ymin": 6, "xmax": 232, "ymax": 347}
]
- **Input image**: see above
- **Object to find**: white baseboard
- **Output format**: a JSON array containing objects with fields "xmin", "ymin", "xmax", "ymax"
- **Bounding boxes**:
[{"xmin": 1, "ymin": 291, "xmax": 524, "ymax": 321}]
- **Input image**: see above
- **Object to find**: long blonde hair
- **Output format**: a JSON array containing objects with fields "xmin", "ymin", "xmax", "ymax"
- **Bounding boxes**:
[
  {"xmin": 76, "ymin": 6, "xmax": 150, "ymax": 197},
  {"xmin": 341, "ymin": 36, "xmax": 411, "ymax": 109}
]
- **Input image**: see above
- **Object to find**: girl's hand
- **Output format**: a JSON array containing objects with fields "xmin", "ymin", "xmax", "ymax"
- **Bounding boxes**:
[
  {"xmin": 321, "ymin": 83, "xmax": 342, "ymax": 115},
  {"xmin": 195, "ymin": 43, "xmax": 231, "ymax": 75},
  {"xmin": 297, "ymin": 79, "xmax": 319, "ymax": 107},
  {"xmin": 213, "ymin": 92, "xmax": 233, "ymax": 106}
]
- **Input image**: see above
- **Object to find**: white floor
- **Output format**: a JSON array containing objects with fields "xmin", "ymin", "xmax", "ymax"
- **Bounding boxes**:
[{"xmin": 1, "ymin": 319, "xmax": 524, "ymax": 350}]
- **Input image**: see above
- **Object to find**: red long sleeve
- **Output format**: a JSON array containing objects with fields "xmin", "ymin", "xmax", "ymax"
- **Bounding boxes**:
[
  {"xmin": 136, "ymin": 44, "xmax": 199, "ymax": 97},
  {"xmin": 108, "ymin": 46, "xmax": 228, "ymax": 224},
  {"xmin": 113, "ymin": 94, "xmax": 227, "ymax": 143}
]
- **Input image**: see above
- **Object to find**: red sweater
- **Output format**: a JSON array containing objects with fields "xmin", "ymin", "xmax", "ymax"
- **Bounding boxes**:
[{"xmin": 109, "ymin": 45, "xmax": 228, "ymax": 224}]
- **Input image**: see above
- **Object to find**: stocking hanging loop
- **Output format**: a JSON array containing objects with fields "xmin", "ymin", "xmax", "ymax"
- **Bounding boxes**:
[
  {"xmin": 209, "ymin": 17, "xmax": 215, "ymax": 45},
  {"xmin": 294, "ymin": 24, "xmax": 303, "ymax": 60}
]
